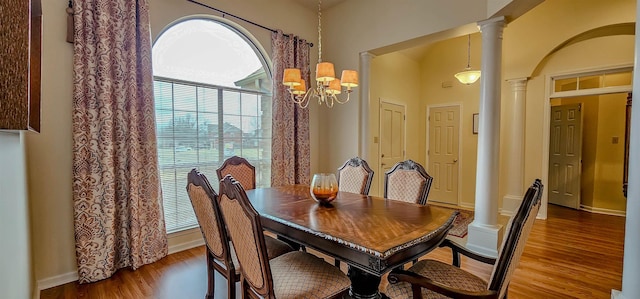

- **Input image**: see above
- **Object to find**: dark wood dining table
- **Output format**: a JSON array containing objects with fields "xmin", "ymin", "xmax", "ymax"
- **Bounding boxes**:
[{"xmin": 245, "ymin": 185, "xmax": 458, "ymax": 299}]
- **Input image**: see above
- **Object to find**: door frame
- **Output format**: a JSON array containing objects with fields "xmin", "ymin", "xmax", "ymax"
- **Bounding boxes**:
[
  {"xmin": 541, "ymin": 64, "xmax": 633, "ymax": 219},
  {"xmin": 426, "ymin": 103, "xmax": 463, "ymax": 206},
  {"xmin": 378, "ymin": 98, "xmax": 407, "ymax": 195}
]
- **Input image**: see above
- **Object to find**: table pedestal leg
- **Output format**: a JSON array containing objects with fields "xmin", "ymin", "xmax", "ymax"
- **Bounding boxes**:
[{"xmin": 347, "ymin": 266, "xmax": 389, "ymax": 299}]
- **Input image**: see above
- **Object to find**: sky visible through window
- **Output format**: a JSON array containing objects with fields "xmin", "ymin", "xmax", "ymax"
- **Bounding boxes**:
[
  {"xmin": 153, "ymin": 19, "xmax": 265, "ymax": 134},
  {"xmin": 153, "ymin": 19, "xmax": 262, "ymax": 87}
]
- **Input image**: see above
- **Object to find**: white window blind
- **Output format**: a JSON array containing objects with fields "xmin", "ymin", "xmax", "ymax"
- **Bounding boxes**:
[
  {"xmin": 154, "ymin": 79, "xmax": 272, "ymax": 233},
  {"xmin": 151, "ymin": 18, "xmax": 273, "ymax": 233}
]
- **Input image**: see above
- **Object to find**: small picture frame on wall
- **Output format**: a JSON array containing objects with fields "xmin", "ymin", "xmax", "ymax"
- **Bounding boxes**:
[{"xmin": 473, "ymin": 113, "xmax": 479, "ymax": 134}]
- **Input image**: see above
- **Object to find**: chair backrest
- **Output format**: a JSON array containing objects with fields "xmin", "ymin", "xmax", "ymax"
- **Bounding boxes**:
[
  {"xmin": 218, "ymin": 174, "xmax": 275, "ymax": 298},
  {"xmin": 337, "ymin": 157, "xmax": 375, "ymax": 195},
  {"xmin": 488, "ymin": 179, "xmax": 544, "ymax": 298},
  {"xmin": 384, "ymin": 159, "xmax": 433, "ymax": 205},
  {"xmin": 186, "ymin": 169, "xmax": 234, "ymax": 270},
  {"xmin": 217, "ymin": 156, "xmax": 256, "ymax": 190}
]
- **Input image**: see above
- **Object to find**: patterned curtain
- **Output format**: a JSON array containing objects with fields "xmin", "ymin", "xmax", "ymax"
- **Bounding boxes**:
[
  {"xmin": 72, "ymin": 0, "xmax": 167, "ymax": 283},
  {"xmin": 271, "ymin": 30, "xmax": 311, "ymax": 186}
]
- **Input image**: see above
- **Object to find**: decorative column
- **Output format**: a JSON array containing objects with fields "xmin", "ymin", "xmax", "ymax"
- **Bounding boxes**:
[
  {"xmin": 502, "ymin": 78, "xmax": 528, "ymax": 214},
  {"xmin": 359, "ymin": 52, "xmax": 375, "ymax": 161},
  {"xmin": 466, "ymin": 16, "xmax": 506, "ymax": 257},
  {"xmin": 612, "ymin": 6, "xmax": 640, "ymax": 298}
]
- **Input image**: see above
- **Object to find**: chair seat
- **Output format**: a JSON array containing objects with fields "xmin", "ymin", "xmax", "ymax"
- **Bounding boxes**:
[
  {"xmin": 385, "ymin": 259, "xmax": 488, "ymax": 299},
  {"xmin": 226, "ymin": 236, "xmax": 294, "ymax": 274},
  {"xmin": 270, "ymin": 251, "xmax": 351, "ymax": 299},
  {"xmin": 265, "ymin": 235, "xmax": 295, "ymax": 258}
]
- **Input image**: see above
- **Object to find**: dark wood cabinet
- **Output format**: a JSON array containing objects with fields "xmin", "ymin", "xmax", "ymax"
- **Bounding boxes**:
[{"xmin": 0, "ymin": 0, "xmax": 42, "ymax": 132}]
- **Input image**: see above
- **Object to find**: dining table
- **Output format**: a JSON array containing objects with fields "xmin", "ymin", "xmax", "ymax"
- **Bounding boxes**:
[{"xmin": 245, "ymin": 185, "xmax": 459, "ymax": 299}]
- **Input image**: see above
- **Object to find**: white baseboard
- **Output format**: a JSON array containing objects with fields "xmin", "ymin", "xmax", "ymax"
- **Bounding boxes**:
[
  {"xmin": 580, "ymin": 205, "xmax": 626, "ymax": 217},
  {"xmin": 35, "ymin": 232, "xmax": 205, "ymax": 293},
  {"xmin": 37, "ymin": 271, "xmax": 78, "ymax": 293},
  {"xmin": 611, "ymin": 289, "xmax": 625, "ymax": 299},
  {"xmin": 459, "ymin": 202, "xmax": 475, "ymax": 210},
  {"xmin": 168, "ymin": 238, "xmax": 205, "ymax": 255}
]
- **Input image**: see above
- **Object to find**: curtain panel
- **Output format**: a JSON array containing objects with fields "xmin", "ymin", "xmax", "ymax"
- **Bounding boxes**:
[
  {"xmin": 72, "ymin": 0, "xmax": 167, "ymax": 283},
  {"xmin": 271, "ymin": 30, "xmax": 311, "ymax": 186}
]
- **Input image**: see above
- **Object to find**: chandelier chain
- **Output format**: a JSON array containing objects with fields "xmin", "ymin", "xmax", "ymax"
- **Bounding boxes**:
[
  {"xmin": 318, "ymin": 0, "xmax": 322, "ymax": 63},
  {"xmin": 466, "ymin": 34, "xmax": 471, "ymax": 68}
]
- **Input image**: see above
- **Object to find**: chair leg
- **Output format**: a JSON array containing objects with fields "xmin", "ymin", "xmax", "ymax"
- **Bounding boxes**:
[
  {"xmin": 205, "ymin": 252, "xmax": 215, "ymax": 299},
  {"xmin": 452, "ymin": 251, "xmax": 461, "ymax": 267},
  {"xmin": 227, "ymin": 274, "xmax": 236, "ymax": 299}
]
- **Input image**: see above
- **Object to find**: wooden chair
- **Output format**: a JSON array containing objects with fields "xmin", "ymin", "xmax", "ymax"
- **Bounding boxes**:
[
  {"xmin": 186, "ymin": 169, "xmax": 294, "ymax": 299},
  {"xmin": 337, "ymin": 156, "xmax": 374, "ymax": 195},
  {"xmin": 384, "ymin": 160, "xmax": 433, "ymax": 205},
  {"xmin": 216, "ymin": 155, "xmax": 256, "ymax": 190},
  {"xmin": 217, "ymin": 174, "xmax": 351, "ymax": 299},
  {"xmin": 385, "ymin": 179, "xmax": 544, "ymax": 299}
]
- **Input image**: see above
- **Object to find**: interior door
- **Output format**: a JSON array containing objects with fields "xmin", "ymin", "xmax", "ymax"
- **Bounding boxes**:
[
  {"xmin": 428, "ymin": 106, "xmax": 460, "ymax": 205},
  {"xmin": 379, "ymin": 101, "xmax": 405, "ymax": 194},
  {"xmin": 549, "ymin": 103, "xmax": 582, "ymax": 209}
]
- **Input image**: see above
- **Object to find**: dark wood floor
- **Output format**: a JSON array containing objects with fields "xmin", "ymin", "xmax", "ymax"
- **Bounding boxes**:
[{"xmin": 41, "ymin": 204, "xmax": 625, "ymax": 299}]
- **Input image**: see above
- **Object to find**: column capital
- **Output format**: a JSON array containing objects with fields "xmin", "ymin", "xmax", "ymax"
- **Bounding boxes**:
[
  {"xmin": 508, "ymin": 77, "xmax": 529, "ymax": 90},
  {"xmin": 360, "ymin": 52, "xmax": 376, "ymax": 60},
  {"xmin": 477, "ymin": 16, "xmax": 506, "ymax": 29}
]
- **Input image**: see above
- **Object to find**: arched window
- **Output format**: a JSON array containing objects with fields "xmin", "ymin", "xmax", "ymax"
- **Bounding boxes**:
[{"xmin": 153, "ymin": 18, "xmax": 272, "ymax": 232}]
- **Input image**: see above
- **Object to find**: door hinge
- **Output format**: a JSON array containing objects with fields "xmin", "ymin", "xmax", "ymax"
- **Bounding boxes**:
[{"xmin": 578, "ymin": 103, "xmax": 582, "ymax": 111}]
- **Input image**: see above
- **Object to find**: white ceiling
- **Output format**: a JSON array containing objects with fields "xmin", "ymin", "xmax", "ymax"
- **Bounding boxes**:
[{"xmin": 293, "ymin": 0, "xmax": 348, "ymax": 11}]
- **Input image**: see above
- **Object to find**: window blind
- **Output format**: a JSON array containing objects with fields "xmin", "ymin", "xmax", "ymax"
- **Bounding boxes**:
[{"xmin": 154, "ymin": 79, "xmax": 271, "ymax": 233}]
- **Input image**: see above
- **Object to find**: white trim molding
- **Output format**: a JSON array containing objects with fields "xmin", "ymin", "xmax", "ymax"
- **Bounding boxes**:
[
  {"xmin": 36, "ymin": 271, "xmax": 79, "ymax": 293},
  {"xmin": 580, "ymin": 205, "xmax": 626, "ymax": 217},
  {"xmin": 168, "ymin": 238, "xmax": 205, "ymax": 255}
]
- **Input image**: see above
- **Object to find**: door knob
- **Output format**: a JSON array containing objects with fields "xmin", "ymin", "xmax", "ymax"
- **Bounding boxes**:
[
  {"xmin": 453, "ymin": 159, "xmax": 458, "ymax": 163},
  {"xmin": 381, "ymin": 163, "xmax": 386, "ymax": 166},
  {"xmin": 381, "ymin": 154, "xmax": 385, "ymax": 158}
]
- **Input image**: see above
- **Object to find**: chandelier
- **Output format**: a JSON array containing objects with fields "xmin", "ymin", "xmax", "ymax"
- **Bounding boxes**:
[
  {"xmin": 282, "ymin": 0, "xmax": 358, "ymax": 108},
  {"xmin": 454, "ymin": 34, "xmax": 481, "ymax": 85}
]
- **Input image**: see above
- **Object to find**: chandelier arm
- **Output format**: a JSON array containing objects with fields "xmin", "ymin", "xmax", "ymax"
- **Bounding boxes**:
[
  {"xmin": 290, "ymin": 87, "xmax": 313, "ymax": 108},
  {"xmin": 333, "ymin": 91, "xmax": 350, "ymax": 104}
]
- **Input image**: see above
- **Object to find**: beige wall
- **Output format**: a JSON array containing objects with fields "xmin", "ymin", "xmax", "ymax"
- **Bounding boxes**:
[
  {"xmin": 0, "ymin": 132, "xmax": 33, "ymax": 299},
  {"xmin": 28, "ymin": 0, "xmax": 636, "ymax": 286},
  {"xmin": 593, "ymin": 93, "xmax": 628, "ymax": 211},
  {"xmin": 552, "ymin": 93, "xmax": 628, "ymax": 213},
  {"xmin": 551, "ymin": 96, "xmax": 600, "ymax": 208},
  {"xmin": 375, "ymin": 0, "xmax": 635, "ymax": 214},
  {"xmin": 368, "ymin": 52, "xmax": 422, "ymax": 196},
  {"xmin": 318, "ymin": 0, "xmax": 491, "ymax": 173},
  {"xmin": 420, "ymin": 34, "xmax": 482, "ymax": 207},
  {"xmin": 29, "ymin": 0, "xmax": 318, "ymax": 284}
]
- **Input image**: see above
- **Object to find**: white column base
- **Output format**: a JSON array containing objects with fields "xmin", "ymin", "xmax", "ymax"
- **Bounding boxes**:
[
  {"xmin": 466, "ymin": 221, "xmax": 504, "ymax": 257},
  {"xmin": 612, "ymin": 290, "xmax": 626, "ymax": 299},
  {"xmin": 501, "ymin": 194, "xmax": 523, "ymax": 216}
]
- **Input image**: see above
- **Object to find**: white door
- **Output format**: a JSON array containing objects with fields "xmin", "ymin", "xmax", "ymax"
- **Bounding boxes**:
[
  {"xmin": 549, "ymin": 103, "xmax": 582, "ymax": 209},
  {"xmin": 428, "ymin": 106, "xmax": 460, "ymax": 205},
  {"xmin": 379, "ymin": 101, "xmax": 405, "ymax": 194}
]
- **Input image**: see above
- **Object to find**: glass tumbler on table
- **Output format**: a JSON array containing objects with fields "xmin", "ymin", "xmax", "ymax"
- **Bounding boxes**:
[{"xmin": 310, "ymin": 173, "xmax": 338, "ymax": 205}]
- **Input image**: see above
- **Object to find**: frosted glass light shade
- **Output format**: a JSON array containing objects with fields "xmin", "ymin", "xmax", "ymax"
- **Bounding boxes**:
[
  {"xmin": 316, "ymin": 62, "xmax": 336, "ymax": 82},
  {"xmin": 340, "ymin": 70, "xmax": 358, "ymax": 87},
  {"xmin": 454, "ymin": 69, "xmax": 481, "ymax": 85},
  {"xmin": 283, "ymin": 68, "xmax": 301, "ymax": 86}
]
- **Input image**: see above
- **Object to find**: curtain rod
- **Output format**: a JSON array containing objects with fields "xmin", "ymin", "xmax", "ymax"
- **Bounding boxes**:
[{"xmin": 186, "ymin": 0, "xmax": 313, "ymax": 47}]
